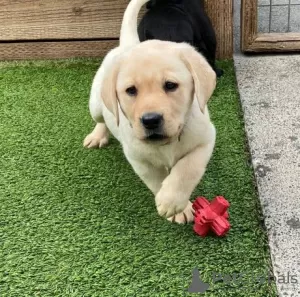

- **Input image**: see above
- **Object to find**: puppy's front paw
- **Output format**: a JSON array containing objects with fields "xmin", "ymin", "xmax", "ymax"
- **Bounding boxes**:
[
  {"xmin": 83, "ymin": 132, "xmax": 108, "ymax": 149},
  {"xmin": 167, "ymin": 201, "xmax": 195, "ymax": 224},
  {"xmin": 155, "ymin": 188, "xmax": 189, "ymax": 219},
  {"xmin": 83, "ymin": 123, "xmax": 109, "ymax": 149}
]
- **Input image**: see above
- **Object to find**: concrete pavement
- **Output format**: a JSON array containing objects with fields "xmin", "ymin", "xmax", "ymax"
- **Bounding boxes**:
[{"xmin": 234, "ymin": 1, "xmax": 300, "ymax": 296}]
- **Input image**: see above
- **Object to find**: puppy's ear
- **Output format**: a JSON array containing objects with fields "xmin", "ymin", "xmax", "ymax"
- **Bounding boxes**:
[
  {"xmin": 179, "ymin": 45, "xmax": 216, "ymax": 113},
  {"xmin": 101, "ymin": 57, "xmax": 121, "ymax": 126}
]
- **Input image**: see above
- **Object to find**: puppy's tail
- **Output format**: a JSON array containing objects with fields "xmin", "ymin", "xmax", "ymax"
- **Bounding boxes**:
[{"xmin": 119, "ymin": 0, "xmax": 150, "ymax": 47}]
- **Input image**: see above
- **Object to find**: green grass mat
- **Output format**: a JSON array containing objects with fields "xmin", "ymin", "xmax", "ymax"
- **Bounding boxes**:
[{"xmin": 0, "ymin": 60, "xmax": 276, "ymax": 296}]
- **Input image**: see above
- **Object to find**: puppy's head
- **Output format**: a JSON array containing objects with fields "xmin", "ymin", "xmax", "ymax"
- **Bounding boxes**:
[{"xmin": 102, "ymin": 40, "xmax": 216, "ymax": 143}]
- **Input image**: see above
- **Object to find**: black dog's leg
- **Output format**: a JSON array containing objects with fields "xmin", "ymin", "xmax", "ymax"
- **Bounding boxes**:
[
  {"xmin": 193, "ymin": 40, "xmax": 223, "ymax": 78},
  {"xmin": 206, "ymin": 43, "xmax": 224, "ymax": 78},
  {"xmin": 206, "ymin": 49, "xmax": 224, "ymax": 78},
  {"xmin": 200, "ymin": 29, "xmax": 224, "ymax": 77}
]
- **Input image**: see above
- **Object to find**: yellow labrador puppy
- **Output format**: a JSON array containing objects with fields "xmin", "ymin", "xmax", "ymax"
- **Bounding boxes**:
[{"xmin": 84, "ymin": 5, "xmax": 216, "ymax": 225}]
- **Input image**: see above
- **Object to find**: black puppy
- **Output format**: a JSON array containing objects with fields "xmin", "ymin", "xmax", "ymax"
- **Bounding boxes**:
[{"xmin": 138, "ymin": 0, "xmax": 223, "ymax": 77}]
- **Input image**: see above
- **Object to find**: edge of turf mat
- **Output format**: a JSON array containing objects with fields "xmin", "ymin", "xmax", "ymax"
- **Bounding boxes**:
[{"xmin": 0, "ymin": 59, "xmax": 277, "ymax": 296}]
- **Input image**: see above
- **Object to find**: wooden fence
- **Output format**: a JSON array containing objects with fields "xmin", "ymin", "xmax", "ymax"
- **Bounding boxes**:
[{"xmin": 0, "ymin": 0, "xmax": 233, "ymax": 60}]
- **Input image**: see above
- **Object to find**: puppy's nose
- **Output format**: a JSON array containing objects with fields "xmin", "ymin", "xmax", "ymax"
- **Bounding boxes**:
[{"xmin": 141, "ymin": 113, "xmax": 163, "ymax": 130}]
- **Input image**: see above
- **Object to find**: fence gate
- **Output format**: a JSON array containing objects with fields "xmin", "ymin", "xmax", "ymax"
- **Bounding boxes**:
[{"xmin": 242, "ymin": 0, "xmax": 300, "ymax": 53}]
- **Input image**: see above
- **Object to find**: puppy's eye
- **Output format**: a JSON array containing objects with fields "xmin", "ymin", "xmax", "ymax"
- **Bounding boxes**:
[
  {"xmin": 126, "ymin": 86, "xmax": 138, "ymax": 96},
  {"xmin": 164, "ymin": 81, "xmax": 179, "ymax": 92}
]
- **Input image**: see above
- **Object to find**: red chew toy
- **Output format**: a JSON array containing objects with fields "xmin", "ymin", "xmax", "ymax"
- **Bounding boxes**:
[{"xmin": 192, "ymin": 196, "xmax": 231, "ymax": 237}]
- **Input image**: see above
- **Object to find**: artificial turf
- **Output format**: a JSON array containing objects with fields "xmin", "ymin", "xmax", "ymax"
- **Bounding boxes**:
[{"xmin": 0, "ymin": 59, "xmax": 277, "ymax": 297}]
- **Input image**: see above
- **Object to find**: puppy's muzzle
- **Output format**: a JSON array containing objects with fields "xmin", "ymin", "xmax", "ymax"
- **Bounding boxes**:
[{"xmin": 140, "ymin": 112, "xmax": 166, "ymax": 141}]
